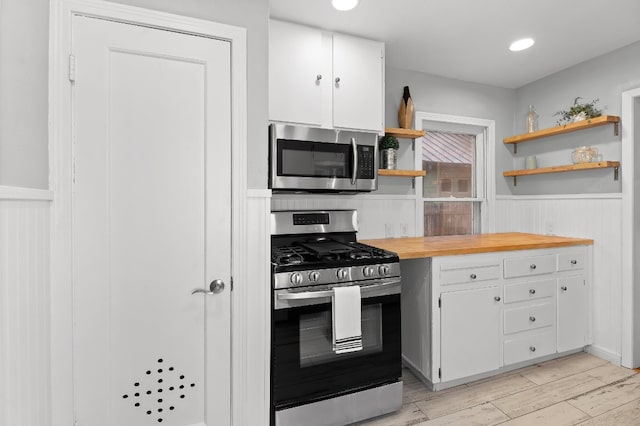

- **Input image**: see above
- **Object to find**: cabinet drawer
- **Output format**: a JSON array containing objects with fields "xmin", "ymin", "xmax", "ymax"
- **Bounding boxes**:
[
  {"xmin": 504, "ymin": 329, "xmax": 555, "ymax": 365},
  {"xmin": 504, "ymin": 302, "xmax": 555, "ymax": 334},
  {"xmin": 439, "ymin": 263, "xmax": 501, "ymax": 286},
  {"xmin": 558, "ymin": 251, "xmax": 586, "ymax": 272},
  {"xmin": 504, "ymin": 255, "xmax": 555, "ymax": 279},
  {"xmin": 504, "ymin": 279, "xmax": 555, "ymax": 304}
]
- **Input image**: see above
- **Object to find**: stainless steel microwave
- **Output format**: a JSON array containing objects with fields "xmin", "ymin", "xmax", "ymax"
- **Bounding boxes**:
[{"xmin": 269, "ymin": 124, "xmax": 378, "ymax": 192}]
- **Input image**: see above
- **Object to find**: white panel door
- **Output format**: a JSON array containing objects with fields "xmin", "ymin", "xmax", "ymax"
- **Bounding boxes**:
[
  {"xmin": 557, "ymin": 275, "xmax": 588, "ymax": 352},
  {"xmin": 440, "ymin": 286, "xmax": 502, "ymax": 382},
  {"xmin": 72, "ymin": 15, "xmax": 231, "ymax": 426},
  {"xmin": 332, "ymin": 34, "xmax": 383, "ymax": 132}
]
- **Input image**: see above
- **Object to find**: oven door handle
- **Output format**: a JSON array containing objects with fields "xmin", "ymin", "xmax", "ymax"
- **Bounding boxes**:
[
  {"xmin": 350, "ymin": 137, "xmax": 358, "ymax": 185},
  {"xmin": 277, "ymin": 279, "xmax": 400, "ymax": 301}
]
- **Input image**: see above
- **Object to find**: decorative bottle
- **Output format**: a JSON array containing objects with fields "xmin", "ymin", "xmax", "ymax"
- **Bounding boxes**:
[
  {"xmin": 526, "ymin": 104, "xmax": 538, "ymax": 133},
  {"xmin": 398, "ymin": 86, "xmax": 415, "ymax": 129}
]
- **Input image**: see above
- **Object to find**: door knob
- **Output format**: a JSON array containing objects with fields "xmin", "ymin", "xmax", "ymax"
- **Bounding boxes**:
[{"xmin": 192, "ymin": 279, "xmax": 225, "ymax": 295}]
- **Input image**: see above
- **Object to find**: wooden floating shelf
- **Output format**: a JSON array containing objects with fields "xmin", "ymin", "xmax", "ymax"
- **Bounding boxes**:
[
  {"xmin": 503, "ymin": 115, "xmax": 620, "ymax": 153},
  {"xmin": 384, "ymin": 127, "xmax": 426, "ymax": 139},
  {"xmin": 378, "ymin": 169, "xmax": 427, "ymax": 177},
  {"xmin": 503, "ymin": 161, "xmax": 620, "ymax": 186}
]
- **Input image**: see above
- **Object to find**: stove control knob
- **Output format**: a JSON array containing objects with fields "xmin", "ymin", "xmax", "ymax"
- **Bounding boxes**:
[
  {"xmin": 378, "ymin": 265, "xmax": 390, "ymax": 276},
  {"xmin": 336, "ymin": 268, "xmax": 349, "ymax": 280},
  {"xmin": 290, "ymin": 272, "xmax": 303, "ymax": 285},
  {"xmin": 363, "ymin": 266, "xmax": 375, "ymax": 277},
  {"xmin": 308, "ymin": 271, "xmax": 320, "ymax": 282}
]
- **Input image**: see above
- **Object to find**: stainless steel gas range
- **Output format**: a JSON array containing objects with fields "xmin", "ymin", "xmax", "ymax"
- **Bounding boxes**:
[{"xmin": 270, "ymin": 210, "xmax": 402, "ymax": 426}]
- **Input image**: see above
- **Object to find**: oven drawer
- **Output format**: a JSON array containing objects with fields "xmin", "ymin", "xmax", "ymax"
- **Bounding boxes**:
[
  {"xmin": 504, "ymin": 254, "xmax": 555, "ymax": 278},
  {"xmin": 439, "ymin": 262, "xmax": 501, "ymax": 286},
  {"xmin": 503, "ymin": 329, "xmax": 555, "ymax": 365},
  {"xmin": 504, "ymin": 302, "xmax": 555, "ymax": 334}
]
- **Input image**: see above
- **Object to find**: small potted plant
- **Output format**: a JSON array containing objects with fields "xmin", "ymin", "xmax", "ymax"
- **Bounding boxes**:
[
  {"xmin": 554, "ymin": 97, "xmax": 603, "ymax": 126},
  {"xmin": 379, "ymin": 135, "xmax": 399, "ymax": 169}
]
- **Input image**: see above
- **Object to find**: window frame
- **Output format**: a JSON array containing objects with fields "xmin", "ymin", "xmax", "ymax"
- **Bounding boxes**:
[{"xmin": 415, "ymin": 112, "xmax": 496, "ymax": 235}]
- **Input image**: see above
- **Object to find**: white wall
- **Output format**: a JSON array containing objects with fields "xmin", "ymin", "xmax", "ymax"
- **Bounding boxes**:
[
  {"xmin": 498, "ymin": 41, "xmax": 640, "ymax": 362},
  {"xmin": 0, "ymin": 0, "xmax": 49, "ymax": 189},
  {"xmin": 511, "ymin": 41, "xmax": 640, "ymax": 196},
  {"xmin": 272, "ymin": 194, "xmax": 418, "ymax": 239},
  {"xmin": 0, "ymin": 188, "xmax": 53, "ymax": 425},
  {"xmin": 496, "ymin": 195, "xmax": 623, "ymax": 363},
  {"xmin": 385, "ymin": 67, "xmax": 516, "ymax": 196},
  {"xmin": 0, "ymin": 0, "xmax": 269, "ymax": 190}
]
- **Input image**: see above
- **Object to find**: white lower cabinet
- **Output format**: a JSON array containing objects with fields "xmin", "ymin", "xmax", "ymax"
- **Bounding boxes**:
[
  {"xmin": 440, "ymin": 286, "xmax": 502, "ymax": 382},
  {"xmin": 557, "ymin": 275, "xmax": 588, "ymax": 352},
  {"xmin": 401, "ymin": 246, "xmax": 591, "ymax": 389}
]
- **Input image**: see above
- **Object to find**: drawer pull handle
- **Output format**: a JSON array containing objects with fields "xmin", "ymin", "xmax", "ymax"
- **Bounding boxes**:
[
  {"xmin": 529, "ymin": 316, "xmax": 536, "ymax": 322},
  {"xmin": 530, "ymin": 264, "xmax": 537, "ymax": 270},
  {"xmin": 529, "ymin": 289, "xmax": 536, "ymax": 294},
  {"xmin": 530, "ymin": 346, "xmax": 536, "ymax": 352},
  {"xmin": 494, "ymin": 296, "xmax": 501, "ymax": 302},
  {"xmin": 561, "ymin": 286, "xmax": 568, "ymax": 291},
  {"xmin": 571, "ymin": 260, "xmax": 578, "ymax": 265},
  {"xmin": 470, "ymin": 274, "xmax": 477, "ymax": 279}
]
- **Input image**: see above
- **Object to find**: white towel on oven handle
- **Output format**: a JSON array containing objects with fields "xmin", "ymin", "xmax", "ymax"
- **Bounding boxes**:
[{"xmin": 332, "ymin": 285, "xmax": 363, "ymax": 354}]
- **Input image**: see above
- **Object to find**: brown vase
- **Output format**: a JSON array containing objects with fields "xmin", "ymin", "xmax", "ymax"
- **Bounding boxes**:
[{"xmin": 398, "ymin": 86, "xmax": 414, "ymax": 129}]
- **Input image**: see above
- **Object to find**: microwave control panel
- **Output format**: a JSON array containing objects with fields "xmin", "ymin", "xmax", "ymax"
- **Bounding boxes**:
[{"xmin": 357, "ymin": 145, "xmax": 375, "ymax": 179}]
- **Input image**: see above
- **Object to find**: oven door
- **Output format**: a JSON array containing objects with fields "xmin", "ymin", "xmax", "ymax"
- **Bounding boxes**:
[
  {"xmin": 269, "ymin": 124, "xmax": 377, "ymax": 192},
  {"xmin": 271, "ymin": 279, "xmax": 401, "ymax": 412}
]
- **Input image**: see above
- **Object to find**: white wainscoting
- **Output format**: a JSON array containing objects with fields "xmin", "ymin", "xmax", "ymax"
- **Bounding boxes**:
[
  {"xmin": 271, "ymin": 194, "xmax": 418, "ymax": 239},
  {"xmin": 242, "ymin": 190, "xmax": 272, "ymax": 425},
  {"xmin": 496, "ymin": 195, "xmax": 623, "ymax": 364},
  {"xmin": 0, "ymin": 187, "xmax": 53, "ymax": 426}
]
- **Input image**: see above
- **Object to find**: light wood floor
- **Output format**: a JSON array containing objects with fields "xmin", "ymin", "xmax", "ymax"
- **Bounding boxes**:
[{"xmin": 357, "ymin": 352, "xmax": 640, "ymax": 425}]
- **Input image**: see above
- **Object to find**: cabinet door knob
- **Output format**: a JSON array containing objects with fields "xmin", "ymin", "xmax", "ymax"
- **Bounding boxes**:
[
  {"xmin": 335, "ymin": 77, "xmax": 341, "ymax": 84},
  {"xmin": 316, "ymin": 74, "xmax": 322, "ymax": 81},
  {"xmin": 494, "ymin": 296, "xmax": 501, "ymax": 302},
  {"xmin": 561, "ymin": 286, "xmax": 568, "ymax": 291},
  {"xmin": 529, "ymin": 289, "xmax": 536, "ymax": 294},
  {"xmin": 529, "ymin": 316, "xmax": 536, "ymax": 322},
  {"xmin": 470, "ymin": 273, "xmax": 477, "ymax": 279},
  {"xmin": 530, "ymin": 264, "xmax": 537, "ymax": 270},
  {"xmin": 529, "ymin": 346, "xmax": 536, "ymax": 352},
  {"xmin": 571, "ymin": 259, "xmax": 578, "ymax": 265}
]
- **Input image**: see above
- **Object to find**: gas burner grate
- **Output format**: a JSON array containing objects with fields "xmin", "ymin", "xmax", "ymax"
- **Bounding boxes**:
[{"xmin": 272, "ymin": 246, "xmax": 310, "ymax": 265}]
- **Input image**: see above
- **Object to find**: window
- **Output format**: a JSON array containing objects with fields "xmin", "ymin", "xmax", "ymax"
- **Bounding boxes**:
[{"xmin": 416, "ymin": 112, "xmax": 495, "ymax": 237}]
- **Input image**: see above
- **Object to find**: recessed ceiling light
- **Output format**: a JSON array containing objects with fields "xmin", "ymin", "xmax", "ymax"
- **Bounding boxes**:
[
  {"xmin": 509, "ymin": 38, "xmax": 535, "ymax": 52},
  {"xmin": 332, "ymin": 0, "xmax": 359, "ymax": 11}
]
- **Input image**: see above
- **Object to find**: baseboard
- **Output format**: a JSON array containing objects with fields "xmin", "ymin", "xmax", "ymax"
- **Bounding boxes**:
[{"xmin": 585, "ymin": 345, "xmax": 621, "ymax": 365}]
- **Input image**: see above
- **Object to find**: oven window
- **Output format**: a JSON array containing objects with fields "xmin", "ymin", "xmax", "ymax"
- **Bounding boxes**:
[
  {"xmin": 278, "ymin": 139, "xmax": 352, "ymax": 178},
  {"xmin": 299, "ymin": 304, "xmax": 382, "ymax": 367}
]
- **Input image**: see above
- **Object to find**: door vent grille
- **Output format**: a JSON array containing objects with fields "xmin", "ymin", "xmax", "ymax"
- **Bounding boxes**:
[{"xmin": 121, "ymin": 358, "xmax": 196, "ymax": 423}]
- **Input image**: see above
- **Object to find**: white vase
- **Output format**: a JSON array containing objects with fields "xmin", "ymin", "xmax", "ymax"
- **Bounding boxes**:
[{"xmin": 571, "ymin": 112, "xmax": 587, "ymax": 122}]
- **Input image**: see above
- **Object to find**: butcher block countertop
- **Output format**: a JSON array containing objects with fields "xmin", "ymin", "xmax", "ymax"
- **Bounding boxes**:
[{"xmin": 361, "ymin": 232, "xmax": 594, "ymax": 260}]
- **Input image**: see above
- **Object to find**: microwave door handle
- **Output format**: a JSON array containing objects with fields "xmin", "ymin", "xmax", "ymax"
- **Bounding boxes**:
[{"xmin": 351, "ymin": 137, "xmax": 358, "ymax": 185}]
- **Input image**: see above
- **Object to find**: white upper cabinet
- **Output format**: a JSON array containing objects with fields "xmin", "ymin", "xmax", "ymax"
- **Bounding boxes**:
[
  {"xmin": 269, "ymin": 20, "xmax": 325, "ymax": 127},
  {"xmin": 269, "ymin": 19, "xmax": 384, "ymax": 132},
  {"xmin": 332, "ymin": 33, "xmax": 384, "ymax": 132}
]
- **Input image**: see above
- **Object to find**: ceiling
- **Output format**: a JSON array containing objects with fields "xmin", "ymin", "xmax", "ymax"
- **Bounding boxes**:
[{"xmin": 269, "ymin": 0, "xmax": 640, "ymax": 89}]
